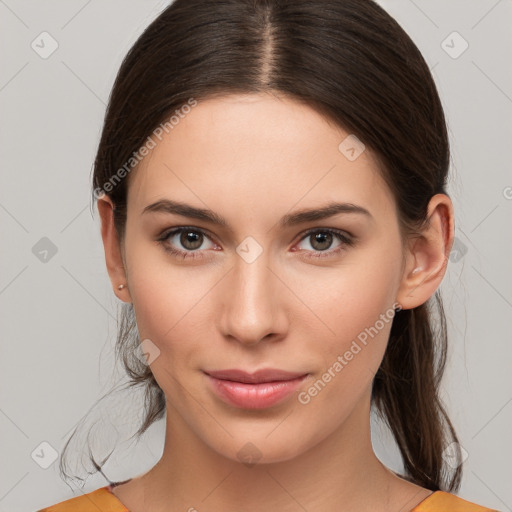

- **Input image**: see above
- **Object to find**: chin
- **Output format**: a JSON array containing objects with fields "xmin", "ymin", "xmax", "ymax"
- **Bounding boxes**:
[{"xmin": 205, "ymin": 427, "xmax": 316, "ymax": 467}]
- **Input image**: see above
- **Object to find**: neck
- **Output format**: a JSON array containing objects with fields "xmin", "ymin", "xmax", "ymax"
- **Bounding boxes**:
[{"xmin": 134, "ymin": 392, "xmax": 419, "ymax": 512}]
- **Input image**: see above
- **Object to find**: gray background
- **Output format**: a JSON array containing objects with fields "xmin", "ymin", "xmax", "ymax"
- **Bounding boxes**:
[{"xmin": 0, "ymin": 1, "xmax": 511, "ymax": 511}]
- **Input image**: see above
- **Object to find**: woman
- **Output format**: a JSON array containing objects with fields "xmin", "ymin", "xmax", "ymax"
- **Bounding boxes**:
[{"xmin": 38, "ymin": 0, "xmax": 499, "ymax": 510}]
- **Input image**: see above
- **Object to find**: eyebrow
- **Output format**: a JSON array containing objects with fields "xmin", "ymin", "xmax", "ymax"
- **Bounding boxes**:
[{"xmin": 142, "ymin": 199, "xmax": 372, "ymax": 229}]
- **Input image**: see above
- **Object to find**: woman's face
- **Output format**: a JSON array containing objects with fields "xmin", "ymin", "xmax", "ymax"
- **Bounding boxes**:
[{"xmin": 121, "ymin": 92, "xmax": 407, "ymax": 463}]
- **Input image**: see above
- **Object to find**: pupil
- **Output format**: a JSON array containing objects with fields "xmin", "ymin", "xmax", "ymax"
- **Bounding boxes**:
[
  {"xmin": 313, "ymin": 232, "xmax": 332, "ymax": 251},
  {"xmin": 182, "ymin": 231, "xmax": 202, "ymax": 250}
]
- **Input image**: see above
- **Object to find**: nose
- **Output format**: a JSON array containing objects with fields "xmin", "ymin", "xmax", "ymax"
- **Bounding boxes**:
[{"xmin": 218, "ymin": 248, "xmax": 288, "ymax": 347}]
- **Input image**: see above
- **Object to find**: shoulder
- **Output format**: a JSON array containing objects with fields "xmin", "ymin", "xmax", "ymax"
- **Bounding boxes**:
[
  {"xmin": 413, "ymin": 490, "xmax": 501, "ymax": 512},
  {"xmin": 35, "ymin": 486, "xmax": 128, "ymax": 512}
]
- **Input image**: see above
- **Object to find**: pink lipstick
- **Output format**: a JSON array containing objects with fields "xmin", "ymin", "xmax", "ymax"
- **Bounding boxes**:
[{"xmin": 204, "ymin": 369, "xmax": 309, "ymax": 409}]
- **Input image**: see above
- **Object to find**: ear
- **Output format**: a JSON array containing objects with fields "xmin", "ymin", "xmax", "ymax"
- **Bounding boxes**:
[
  {"xmin": 395, "ymin": 193, "xmax": 454, "ymax": 310},
  {"xmin": 97, "ymin": 195, "xmax": 132, "ymax": 303}
]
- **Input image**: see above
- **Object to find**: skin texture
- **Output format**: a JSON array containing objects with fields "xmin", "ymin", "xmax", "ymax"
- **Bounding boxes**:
[{"xmin": 97, "ymin": 92, "xmax": 454, "ymax": 511}]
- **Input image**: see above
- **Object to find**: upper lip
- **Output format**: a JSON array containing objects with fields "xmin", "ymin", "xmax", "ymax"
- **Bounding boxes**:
[{"xmin": 204, "ymin": 369, "xmax": 308, "ymax": 384}]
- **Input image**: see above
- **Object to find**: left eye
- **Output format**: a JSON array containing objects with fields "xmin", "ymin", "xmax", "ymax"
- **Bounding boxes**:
[{"xmin": 293, "ymin": 228, "xmax": 354, "ymax": 258}]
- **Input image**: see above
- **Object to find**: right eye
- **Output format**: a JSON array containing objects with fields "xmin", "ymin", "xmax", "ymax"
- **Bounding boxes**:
[{"xmin": 157, "ymin": 227, "xmax": 219, "ymax": 260}]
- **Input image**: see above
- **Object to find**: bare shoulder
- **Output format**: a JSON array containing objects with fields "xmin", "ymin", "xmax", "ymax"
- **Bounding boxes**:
[
  {"xmin": 388, "ymin": 478, "xmax": 436, "ymax": 512},
  {"xmin": 110, "ymin": 475, "xmax": 145, "ymax": 510}
]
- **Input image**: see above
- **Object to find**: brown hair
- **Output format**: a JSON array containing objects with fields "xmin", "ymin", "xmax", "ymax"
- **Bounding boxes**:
[{"xmin": 60, "ymin": 0, "xmax": 463, "ymax": 491}]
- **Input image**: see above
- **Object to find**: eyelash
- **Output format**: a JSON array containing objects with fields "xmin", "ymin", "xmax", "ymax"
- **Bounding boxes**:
[{"xmin": 156, "ymin": 226, "xmax": 355, "ymax": 261}]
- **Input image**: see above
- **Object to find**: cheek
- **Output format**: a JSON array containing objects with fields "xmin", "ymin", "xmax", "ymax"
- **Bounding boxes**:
[
  {"xmin": 308, "ymin": 260, "xmax": 399, "ymax": 349},
  {"xmin": 299, "ymin": 247, "xmax": 402, "ymax": 402},
  {"xmin": 129, "ymin": 274, "xmax": 206, "ymax": 354},
  {"xmin": 294, "ymin": 306, "xmax": 395, "ymax": 442},
  {"xmin": 127, "ymin": 272, "xmax": 208, "ymax": 407},
  {"xmin": 315, "ymin": 296, "xmax": 395, "ymax": 387},
  {"xmin": 124, "ymin": 227, "xmax": 203, "ymax": 335},
  {"xmin": 123, "ymin": 248, "xmax": 189, "ymax": 358}
]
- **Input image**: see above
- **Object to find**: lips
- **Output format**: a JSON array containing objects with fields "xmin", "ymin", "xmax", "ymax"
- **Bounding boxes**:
[
  {"xmin": 205, "ymin": 368, "xmax": 307, "ymax": 383},
  {"xmin": 204, "ymin": 369, "xmax": 309, "ymax": 409}
]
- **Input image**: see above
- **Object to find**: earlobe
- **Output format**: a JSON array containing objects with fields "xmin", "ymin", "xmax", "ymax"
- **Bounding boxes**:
[
  {"xmin": 97, "ymin": 195, "xmax": 132, "ymax": 303},
  {"xmin": 395, "ymin": 194, "xmax": 454, "ymax": 310}
]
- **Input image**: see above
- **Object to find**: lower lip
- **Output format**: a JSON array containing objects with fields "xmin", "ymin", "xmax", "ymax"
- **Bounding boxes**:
[{"xmin": 206, "ymin": 374, "xmax": 308, "ymax": 409}]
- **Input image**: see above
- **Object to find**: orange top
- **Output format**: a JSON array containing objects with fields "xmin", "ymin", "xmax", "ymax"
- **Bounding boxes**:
[{"xmin": 36, "ymin": 485, "xmax": 500, "ymax": 511}]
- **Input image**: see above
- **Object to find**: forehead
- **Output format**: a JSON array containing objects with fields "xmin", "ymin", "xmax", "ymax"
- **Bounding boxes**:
[{"xmin": 127, "ymin": 93, "xmax": 395, "ymax": 223}]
